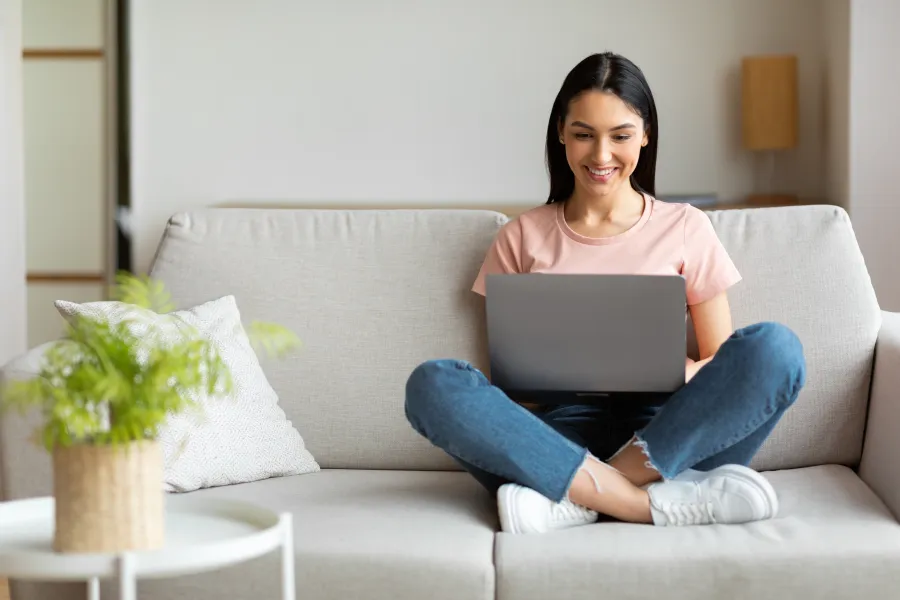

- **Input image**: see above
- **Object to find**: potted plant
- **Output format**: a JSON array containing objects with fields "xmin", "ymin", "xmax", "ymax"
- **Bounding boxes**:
[{"xmin": 1, "ymin": 272, "xmax": 299, "ymax": 553}]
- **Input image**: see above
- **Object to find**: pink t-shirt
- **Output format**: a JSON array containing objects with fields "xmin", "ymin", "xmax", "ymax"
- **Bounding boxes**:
[{"xmin": 472, "ymin": 196, "xmax": 741, "ymax": 306}]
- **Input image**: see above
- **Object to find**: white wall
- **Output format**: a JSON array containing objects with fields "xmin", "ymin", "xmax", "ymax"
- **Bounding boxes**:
[
  {"xmin": 130, "ymin": 0, "xmax": 828, "ymax": 272},
  {"xmin": 0, "ymin": 0, "xmax": 27, "ymax": 365},
  {"xmin": 824, "ymin": 0, "xmax": 850, "ymax": 211},
  {"xmin": 848, "ymin": 0, "xmax": 900, "ymax": 310}
]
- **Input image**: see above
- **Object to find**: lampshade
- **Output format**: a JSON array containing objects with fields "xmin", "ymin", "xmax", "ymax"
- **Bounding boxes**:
[{"xmin": 741, "ymin": 55, "xmax": 798, "ymax": 150}]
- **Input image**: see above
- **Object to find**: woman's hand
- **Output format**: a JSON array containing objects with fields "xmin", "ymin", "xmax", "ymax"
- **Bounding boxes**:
[
  {"xmin": 685, "ymin": 357, "xmax": 712, "ymax": 383},
  {"xmin": 685, "ymin": 291, "xmax": 734, "ymax": 383}
]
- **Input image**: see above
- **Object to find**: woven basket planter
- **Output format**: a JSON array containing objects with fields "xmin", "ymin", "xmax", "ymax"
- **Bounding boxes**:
[{"xmin": 52, "ymin": 439, "xmax": 164, "ymax": 553}]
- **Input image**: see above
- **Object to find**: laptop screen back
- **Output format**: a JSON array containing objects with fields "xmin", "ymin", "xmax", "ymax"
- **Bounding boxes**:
[{"xmin": 485, "ymin": 274, "xmax": 686, "ymax": 403}]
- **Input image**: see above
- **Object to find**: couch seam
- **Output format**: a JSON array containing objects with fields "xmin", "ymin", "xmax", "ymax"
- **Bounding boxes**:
[
  {"xmin": 857, "ymin": 312, "xmax": 887, "ymax": 472},
  {"xmin": 492, "ymin": 530, "xmax": 499, "ymax": 600},
  {"xmin": 146, "ymin": 215, "xmax": 180, "ymax": 276}
]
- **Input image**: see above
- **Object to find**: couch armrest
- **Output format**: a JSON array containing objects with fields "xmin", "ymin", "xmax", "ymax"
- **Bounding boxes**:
[
  {"xmin": 859, "ymin": 311, "xmax": 900, "ymax": 519},
  {"xmin": 0, "ymin": 343, "xmax": 55, "ymax": 501}
]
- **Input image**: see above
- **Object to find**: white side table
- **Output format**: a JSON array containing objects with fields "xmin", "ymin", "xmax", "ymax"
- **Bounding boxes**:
[{"xmin": 0, "ymin": 495, "xmax": 295, "ymax": 600}]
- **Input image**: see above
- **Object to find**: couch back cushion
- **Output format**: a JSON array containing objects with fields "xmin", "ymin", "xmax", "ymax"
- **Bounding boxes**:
[
  {"xmin": 149, "ymin": 208, "xmax": 503, "ymax": 470},
  {"xmin": 699, "ymin": 205, "xmax": 880, "ymax": 470},
  {"xmin": 150, "ymin": 204, "xmax": 880, "ymax": 472}
]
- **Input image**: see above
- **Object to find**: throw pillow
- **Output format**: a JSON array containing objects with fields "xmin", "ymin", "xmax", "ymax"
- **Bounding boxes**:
[{"xmin": 54, "ymin": 295, "xmax": 320, "ymax": 492}]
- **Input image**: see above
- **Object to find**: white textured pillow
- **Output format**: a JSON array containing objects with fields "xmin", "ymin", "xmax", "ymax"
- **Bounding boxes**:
[{"xmin": 54, "ymin": 295, "xmax": 320, "ymax": 492}]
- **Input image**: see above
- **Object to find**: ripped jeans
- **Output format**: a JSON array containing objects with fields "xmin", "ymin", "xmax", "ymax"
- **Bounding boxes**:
[{"xmin": 404, "ymin": 322, "xmax": 806, "ymax": 502}]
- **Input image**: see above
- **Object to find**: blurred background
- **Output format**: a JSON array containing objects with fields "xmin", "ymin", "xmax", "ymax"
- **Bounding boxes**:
[{"xmin": 4, "ymin": 0, "xmax": 898, "ymax": 354}]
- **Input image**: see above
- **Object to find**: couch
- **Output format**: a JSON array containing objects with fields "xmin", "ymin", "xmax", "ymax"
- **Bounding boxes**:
[{"xmin": 2, "ymin": 204, "xmax": 900, "ymax": 600}]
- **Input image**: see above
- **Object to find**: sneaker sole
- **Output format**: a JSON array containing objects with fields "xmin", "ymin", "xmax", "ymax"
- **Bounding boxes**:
[
  {"xmin": 497, "ymin": 485, "xmax": 523, "ymax": 534},
  {"xmin": 710, "ymin": 464, "xmax": 779, "ymax": 519}
]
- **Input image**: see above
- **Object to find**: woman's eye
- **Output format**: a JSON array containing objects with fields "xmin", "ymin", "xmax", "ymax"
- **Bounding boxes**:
[
  {"xmin": 614, "ymin": 135, "xmax": 632, "ymax": 142},
  {"xmin": 574, "ymin": 133, "xmax": 592, "ymax": 140}
]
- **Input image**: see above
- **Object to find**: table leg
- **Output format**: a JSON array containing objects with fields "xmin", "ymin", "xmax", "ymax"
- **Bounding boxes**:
[
  {"xmin": 280, "ymin": 513, "xmax": 295, "ymax": 600},
  {"xmin": 87, "ymin": 577, "xmax": 100, "ymax": 600},
  {"xmin": 117, "ymin": 554, "xmax": 136, "ymax": 600}
]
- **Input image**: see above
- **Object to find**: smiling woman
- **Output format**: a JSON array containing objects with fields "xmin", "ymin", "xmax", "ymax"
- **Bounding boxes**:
[
  {"xmin": 545, "ymin": 54, "xmax": 657, "ymax": 240},
  {"xmin": 546, "ymin": 53, "xmax": 657, "ymax": 206},
  {"xmin": 404, "ymin": 51, "xmax": 806, "ymax": 536}
]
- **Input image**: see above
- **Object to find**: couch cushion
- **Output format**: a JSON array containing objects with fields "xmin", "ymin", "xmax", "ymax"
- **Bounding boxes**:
[
  {"xmin": 703, "ymin": 205, "xmax": 881, "ymax": 470},
  {"xmin": 496, "ymin": 465, "xmax": 900, "ymax": 600},
  {"xmin": 148, "ymin": 208, "xmax": 505, "ymax": 470},
  {"xmin": 125, "ymin": 470, "xmax": 496, "ymax": 600},
  {"xmin": 54, "ymin": 295, "xmax": 320, "ymax": 492},
  {"xmin": 147, "ymin": 205, "xmax": 880, "ymax": 473}
]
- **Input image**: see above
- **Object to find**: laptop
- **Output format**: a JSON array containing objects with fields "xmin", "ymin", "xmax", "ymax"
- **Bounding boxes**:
[{"xmin": 484, "ymin": 273, "xmax": 686, "ymax": 405}]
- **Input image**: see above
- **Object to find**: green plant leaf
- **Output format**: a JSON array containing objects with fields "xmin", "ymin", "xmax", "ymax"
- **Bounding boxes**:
[
  {"xmin": 112, "ymin": 271, "xmax": 175, "ymax": 313},
  {"xmin": 246, "ymin": 321, "xmax": 302, "ymax": 359},
  {"xmin": 0, "ymin": 272, "xmax": 296, "ymax": 451}
]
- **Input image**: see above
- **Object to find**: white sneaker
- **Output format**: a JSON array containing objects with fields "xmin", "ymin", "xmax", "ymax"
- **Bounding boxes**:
[
  {"xmin": 497, "ymin": 483, "xmax": 599, "ymax": 534},
  {"xmin": 647, "ymin": 464, "xmax": 779, "ymax": 526}
]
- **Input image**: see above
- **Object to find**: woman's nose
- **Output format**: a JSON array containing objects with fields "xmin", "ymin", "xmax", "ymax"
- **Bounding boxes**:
[{"xmin": 593, "ymin": 139, "xmax": 612, "ymax": 164}]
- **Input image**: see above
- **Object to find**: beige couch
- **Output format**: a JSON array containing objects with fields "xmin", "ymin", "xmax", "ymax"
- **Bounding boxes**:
[{"xmin": 2, "ymin": 204, "xmax": 900, "ymax": 600}]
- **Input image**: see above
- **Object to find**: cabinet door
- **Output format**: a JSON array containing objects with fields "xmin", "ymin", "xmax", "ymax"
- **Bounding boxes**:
[
  {"xmin": 22, "ymin": 0, "xmax": 110, "ymax": 348},
  {"xmin": 27, "ymin": 282, "xmax": 108, "ymax": 346},
  {"xmin": 23, "ymin": 0, "xmax": 105, "ymax": 49},
  {"xmin": 23, "ymin": 59, "xmax": 106, "ymax": 274}
]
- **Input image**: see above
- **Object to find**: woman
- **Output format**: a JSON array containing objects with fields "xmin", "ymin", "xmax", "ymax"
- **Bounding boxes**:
[{"xmin": 404, "ymin": 52, "xmax": 806, "ymax": 534}]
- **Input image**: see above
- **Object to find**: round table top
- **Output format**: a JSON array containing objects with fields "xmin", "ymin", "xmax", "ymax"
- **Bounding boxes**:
[{"xmin": 0, "ymin": 494, "xmax": 287, "ymax": 581}]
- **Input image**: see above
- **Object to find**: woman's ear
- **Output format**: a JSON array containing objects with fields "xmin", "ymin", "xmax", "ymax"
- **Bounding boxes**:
[{"xmin": 557, "ymin": 120, "xmax": 565, "ymax": 144}]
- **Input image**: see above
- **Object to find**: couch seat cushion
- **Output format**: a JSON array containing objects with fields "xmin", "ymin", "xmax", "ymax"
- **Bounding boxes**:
[
  {"xmin": 133, "ymin": 470, "xmax": 497, "ymax": 600},
  {"xmin": 496, "ymin": 465, "xmax": 900, "ymax": 600}
]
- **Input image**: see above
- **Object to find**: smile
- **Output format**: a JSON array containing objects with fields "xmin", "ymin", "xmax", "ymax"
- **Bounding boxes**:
[
  {"xmin": 585, "ymin": 166, "xmax": 618, "ymax": 182},
  {"xmin": 588, "ymin": 167, "xmax": 615, "ymax": 176}
]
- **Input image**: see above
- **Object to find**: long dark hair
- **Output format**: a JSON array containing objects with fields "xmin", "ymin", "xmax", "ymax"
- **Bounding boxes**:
[{"xmin": 545, "ymin": 52, "xmax": 659, "ymax": 203}]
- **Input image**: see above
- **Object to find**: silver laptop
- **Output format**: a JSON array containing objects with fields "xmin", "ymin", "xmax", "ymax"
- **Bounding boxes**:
[{"xmin": 484, "ymin": 274, "xmax": 686, "ymax": 404}]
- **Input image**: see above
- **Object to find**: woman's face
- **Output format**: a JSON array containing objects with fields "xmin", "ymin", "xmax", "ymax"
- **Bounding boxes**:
[{"xmin": 559, "ymin": 90, "xmax": 648, "ymax": 200}]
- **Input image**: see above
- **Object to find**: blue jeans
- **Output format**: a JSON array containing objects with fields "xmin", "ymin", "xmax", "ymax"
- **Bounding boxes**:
[{"xmin": 404, "ymin": 322, "xmax": 806, "ymax": 503}]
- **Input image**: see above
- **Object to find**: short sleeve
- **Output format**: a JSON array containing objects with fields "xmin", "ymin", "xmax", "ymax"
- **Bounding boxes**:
[
  {"xmin": 471, "ymin": 220, "xmax": 523, "ymax": 296},
  {"xmin": 682, "ymin": 206, "xmax": 742, "ymax": 305}
]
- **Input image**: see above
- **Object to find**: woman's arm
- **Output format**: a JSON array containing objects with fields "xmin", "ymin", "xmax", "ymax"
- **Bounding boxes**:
[{"xmin": 685, "ymin": 291, "xmax": 735, "ymax": 382}]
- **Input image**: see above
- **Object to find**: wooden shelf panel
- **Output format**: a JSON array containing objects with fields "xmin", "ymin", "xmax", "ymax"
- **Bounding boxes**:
[
  {"xmin": 22, "ymin": 48, "xmax": 104, "ymax": 59},
  {"xmin": 27, "ymin": 273, "xmax": 106, "ymax": 283}
]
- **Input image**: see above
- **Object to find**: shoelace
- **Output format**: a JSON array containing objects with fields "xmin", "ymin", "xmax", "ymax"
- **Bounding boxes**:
[
  {"xmin": 551, "ymin": 500, "xmax": 596, "ymax": 524},
  {"xmin": 660, "ymin": 500, "xmax": 716, "ymax": 526}
]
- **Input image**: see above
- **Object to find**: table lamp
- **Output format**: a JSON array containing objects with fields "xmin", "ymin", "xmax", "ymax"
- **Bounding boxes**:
[{"xmin": 741, "ymin": 54, "xmax": 799, "ymax": 205}]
